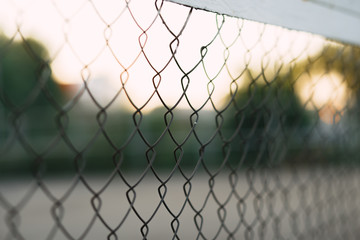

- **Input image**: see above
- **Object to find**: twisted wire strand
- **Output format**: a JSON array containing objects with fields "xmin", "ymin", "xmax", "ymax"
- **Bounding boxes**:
[{"xmin": 0, "ymin": 0, "xmax": 360, "ymax": 239}]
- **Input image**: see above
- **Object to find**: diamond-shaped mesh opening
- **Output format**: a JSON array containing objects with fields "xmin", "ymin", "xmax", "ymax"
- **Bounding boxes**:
[{"xmin": 1, "ymin": 0, "xmax": 360, "ymax": 239}]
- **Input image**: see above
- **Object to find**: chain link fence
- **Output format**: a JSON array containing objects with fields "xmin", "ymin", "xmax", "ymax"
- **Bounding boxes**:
[{"xmin": 1, "ymin": 0, "xmax": 360, "ymax": 239}]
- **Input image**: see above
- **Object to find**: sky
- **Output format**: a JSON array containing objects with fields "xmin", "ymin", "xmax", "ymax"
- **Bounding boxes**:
[{"xmin": 0, "ymin": 0, "xmax": 349, "ymax": 120}]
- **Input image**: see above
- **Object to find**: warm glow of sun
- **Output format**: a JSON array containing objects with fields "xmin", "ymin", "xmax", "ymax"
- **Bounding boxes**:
[
  {"xmin": 0, "ymin": 0, "xmax": 325, "ymax": 113},
  {"xmin": 298, "ymin": 72, "xmax": 349, "ymax": 124}
]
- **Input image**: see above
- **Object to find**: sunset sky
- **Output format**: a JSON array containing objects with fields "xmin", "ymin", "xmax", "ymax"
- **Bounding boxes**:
[{"xmin": 0, "ymin": 0, "xmax": 348, "ymax": 119}]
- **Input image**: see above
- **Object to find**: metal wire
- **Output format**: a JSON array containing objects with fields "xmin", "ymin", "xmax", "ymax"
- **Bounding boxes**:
[{"xmin": 1, "ymin": 0, "xmax": 360, "ymax": 239}]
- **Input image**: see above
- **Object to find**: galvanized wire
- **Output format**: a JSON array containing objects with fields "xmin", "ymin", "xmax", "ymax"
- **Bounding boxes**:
[{"xmin": 1, "ymin": 0, "xmax": 360, "ymax": 239}]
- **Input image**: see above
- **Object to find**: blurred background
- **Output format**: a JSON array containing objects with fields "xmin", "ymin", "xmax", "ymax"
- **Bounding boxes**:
[{"xmin": 1, "ymin": 0, "xmax": 360, "ymax": 239}]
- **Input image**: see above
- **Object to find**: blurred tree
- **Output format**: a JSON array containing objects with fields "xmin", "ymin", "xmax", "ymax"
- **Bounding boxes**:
[
  {"xmin": 291, "ymin": 43, "xmax": 360, "ymax": 101},
  {"xmin": 232, "ymin": 75, "xmax": 312, "ymax": 129},
  {"xmin": 0, "ymin": 34, "xmax": 62, "ymax": 109},
  {"xmin": 0, "ymin": 34, "xmax": 65, "ymax": 176},
  {"xmin": 222, "ymin": 69, "xmax": 315, "ymax": 167},
  {"xmin": 301, "ymin": 44, "xmax": 360, "ymax": 164}
]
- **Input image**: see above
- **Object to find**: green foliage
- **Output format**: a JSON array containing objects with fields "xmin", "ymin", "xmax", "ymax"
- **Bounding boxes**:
[
  {"xmin": 0, "ymin": 35, "xmax": 62, "ymax": 109},
  {"xmin": 224, "ymin": 69, "xmax": 314, "ymax": 134},
  {"xmin": 221, "ymin": 70, "xmax": 315, "ymax": 167},
  {"xmin": 0, "ymin": 35, "xmax": 65, "ymax": 176},
  {"xmin": 2, "ymin": 38, "xmax": 360, "ymax": 177},
  {"xmin": 232, "ymin": 80, "xmax": 312, "ymax": 130}
]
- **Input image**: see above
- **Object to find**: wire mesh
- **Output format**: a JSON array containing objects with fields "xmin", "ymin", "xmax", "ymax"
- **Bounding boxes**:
[{"xmin": 1, "ymin": 0, "xmax": 360, "ymax": 239}]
